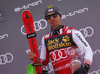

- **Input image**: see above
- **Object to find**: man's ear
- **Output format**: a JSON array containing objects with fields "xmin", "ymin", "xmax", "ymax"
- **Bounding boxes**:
[{"xmin": 58, "ymin": 14, "xmax": 61, "ymax": 19}]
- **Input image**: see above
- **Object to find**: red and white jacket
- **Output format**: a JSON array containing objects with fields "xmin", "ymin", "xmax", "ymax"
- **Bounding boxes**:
[{"xmin": 40, "ymin": 26, "xmax": 93, "ymax": 74}]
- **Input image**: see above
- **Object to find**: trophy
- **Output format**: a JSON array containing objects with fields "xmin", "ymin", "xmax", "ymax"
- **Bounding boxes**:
[
  {"xmin": 65, "ymin": 47, "xmax": 82, "ymax": 74},
  {"xmin": 70, "ymin": 58, "xmax": 82, "ymax": 74}
]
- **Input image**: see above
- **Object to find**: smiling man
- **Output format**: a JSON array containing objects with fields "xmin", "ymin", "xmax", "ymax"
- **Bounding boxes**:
[{"xmin": 28, "ymin": 5, "xmax": 93, "ymax": 74}]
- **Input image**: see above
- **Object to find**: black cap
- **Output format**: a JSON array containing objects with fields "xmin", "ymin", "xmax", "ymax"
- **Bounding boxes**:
[{"xmin": 44, "ymin": 5, "xmax": 61, "ymax": 16}]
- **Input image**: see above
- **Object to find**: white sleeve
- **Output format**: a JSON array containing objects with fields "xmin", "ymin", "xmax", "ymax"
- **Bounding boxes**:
[
  {"xmin": 72, "ymin": 30, "xmax": 93, "ymax": 65},
  {"xmin": 40, "ymin": 36, "xmax": 47, "ymax": 60}
]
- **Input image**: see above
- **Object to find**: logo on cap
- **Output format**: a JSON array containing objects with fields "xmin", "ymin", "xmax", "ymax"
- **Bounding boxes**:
[
  {"xmin": 48, "ymin": 9, "xmax": 53, "ymax": 12},
  {"xmin": 48, "ymin": 5, "xmax": 52, "ymax": 8}
]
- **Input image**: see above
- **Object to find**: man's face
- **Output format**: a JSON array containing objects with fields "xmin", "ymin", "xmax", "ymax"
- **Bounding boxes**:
[{"xmin": 45, "ymin": 12, "xmax": 61, "ymax": 29}]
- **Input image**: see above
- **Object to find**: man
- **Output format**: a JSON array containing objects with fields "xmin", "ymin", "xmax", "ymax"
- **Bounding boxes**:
[{"xmin": 28, "ymin": 5, "xmax": 93, "ymax": 74}]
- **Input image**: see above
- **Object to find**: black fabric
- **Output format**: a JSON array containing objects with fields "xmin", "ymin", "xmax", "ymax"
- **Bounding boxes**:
[
  {"xmin": 73, "ymin": 63, "xmax": 90, "ymax": 74},
  {"xmin": 42, "ymin": 70, "xmax": 48, "ymax": 74},
  {"xmin": 50, "ymin": 25, "xmax": 64, "ymax": 36}
]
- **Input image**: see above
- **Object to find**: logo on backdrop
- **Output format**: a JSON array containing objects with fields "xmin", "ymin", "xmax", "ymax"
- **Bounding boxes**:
[
  {"xmin": 88, "ymin": 69, "xmax": 100, "ymax": 74},
  {"xmin": 14, "ymin": 0, "xmax": 42, "ymax": 12},
  {"xmin": 0, "ymin": 53, "xmax": 13, "ymax": 65},
  {"xmin": 61, "ymin": 7, "xmax": 88, "ymax": 19},
  {"xmin": 93, "ymin": 49, "xmax": 100, "ymax": 55},
  {"xmin": 21, "ymin": 19, "xmax": 47, "ymax": 35},
  {"xmin": 0, "ymin": 34, "xmax": 8, "ymax": 40},
  {"xmin": 79, "ymin": 27, "xmax": 94, "ymax": 38},
  {"xmin": 57, "ymin": 0, "xmax": 62, "ymax": 1}
]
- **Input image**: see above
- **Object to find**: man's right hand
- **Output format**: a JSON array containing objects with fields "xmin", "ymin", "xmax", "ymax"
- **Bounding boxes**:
[{"xmin": 28, "ymin": 51, "xmax": 36, "ymax": 61}]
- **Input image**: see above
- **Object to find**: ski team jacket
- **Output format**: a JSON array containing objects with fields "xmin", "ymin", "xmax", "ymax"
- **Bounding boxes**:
[{"xmin": 40, "ymin": 26, "xmax": 93, "ymax": 73}]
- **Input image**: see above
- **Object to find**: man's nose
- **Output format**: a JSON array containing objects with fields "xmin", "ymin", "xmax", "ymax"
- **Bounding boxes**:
[{"xmin": 50, "ymin": 16, "xmax": 54, "ymax": 20}]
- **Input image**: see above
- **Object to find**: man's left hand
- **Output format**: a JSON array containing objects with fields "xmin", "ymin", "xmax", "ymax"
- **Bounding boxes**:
[{"xmin": 73, "ymin": 63, "xmax": 90, "ymax": 74}]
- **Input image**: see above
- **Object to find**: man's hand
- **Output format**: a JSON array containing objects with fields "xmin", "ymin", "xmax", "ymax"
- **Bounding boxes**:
[
  {"xmin": 73, "ymin": 63, "xmax": 90, "ymax": 74},
  {"xmin": 28, "ymin": 51, "xmax": 36, "ymax": 61}
]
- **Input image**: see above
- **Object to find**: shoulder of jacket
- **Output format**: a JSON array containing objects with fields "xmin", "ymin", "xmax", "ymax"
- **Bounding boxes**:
[
  {"xmin": 44, "ymin": 32, "xmax": 50, "ymax": 39},
  {"xmin": 64, "ymin": 26, "xmax": 75, "ymax": 34}
]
